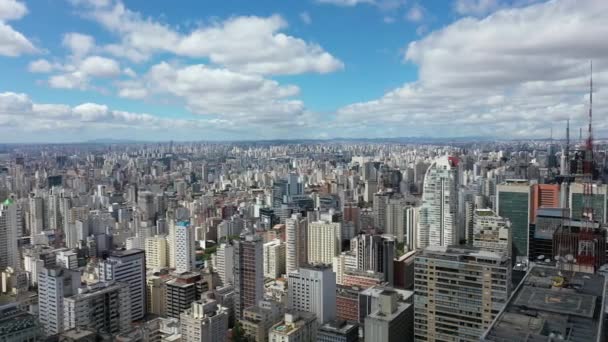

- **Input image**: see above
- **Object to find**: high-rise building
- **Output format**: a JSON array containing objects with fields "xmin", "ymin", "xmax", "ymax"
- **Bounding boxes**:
[
  {"xmin": 263, "ymin": 239, "xmax": 286, "ymax": 279},
  {"xmin": 473, "ymin": 208, "xmax": 511, "ymax": 255},
  {"xmin": 175, "ymin": 221, "xmax": 196, "ymax": 273},
  {"xmin": 417, "ymin": 156, "xmax": 459, "ymax": 248},
  {"xmin": 497, "ymin": 180, "xmax": 531, "ymax": 264},
  {"xmin": 385, "ymin": 199, "xmax": 406, "ymax": 241},
  {"xmin": 242, "ymin": 299, "xmax": 284, "ymax": 342},
  {"xmin": 268, "ymin": 312, "xmax": 318, "ymax": 342},
  {"xmin": 145, "ymin": 235, "xmax": 168, "ymax": 269},
  {"xmin": 28, "ymin": 194, "xmax": 45, "ymax": 236},
  {"xmin": 180, "ymin": 298, "xmax": 228, "ymax": 342},
  {"xmin": 530, "ymin": 184, "xmax": 560, "ymax": 223},
  {"xmin": 373, "ymin": 192, "xmax": 390, "ymax": 231},
  {"xmin": 38, "ymin": 266, "xmax": 81, "ymax": 336},
  {"xmin": 414, "ymin": 246, "xmax": 511, "ymax": 341},
  {"xmin": 287, "ymin": 265, "xmax": 336, "ymax": 324},
  {"xmin": 0, "ymin": 304, "xmax": 43, "ymax": 341},
  {"xmin": 317, "ymin": 320, "xmax": 359, "ymax": 342},
  {"xmin": 214, "ymin": 242, "xmax": 234, "ymax": 286},
  {"xmin": 63, "ymin": 281, "xmax": 132, "ymax": 335},
  {"xmin": 307, "ymin": 220, "xmax": 342, "ymax": 265},
  {"xmin": 0, "ymin": 198, "xmax": 22, "ymax": 271},
  {"xmin": 364, "ymin": 290, "xmax": 413, "ymax": 342},
  {"xmin": 234, "ymin": 234, "xmax": 264, "ymax": 319},
  {"xmin": 98, "ymin": 249, "xmax": 147, "ymax": 321},
  {"xmin": 166, "ymin": 272, "xmax": 209, "ymax": 319},
  {"xmin": 285, "ymin": 213, "xmax": 307, "ymax": 274},
  {"xmin": 482, "ymin": 265, "xmax": 606, "ymax": 342},
  {"xmin": 404, "ymin": 206, "xmax": 419, "ymax": 252}
]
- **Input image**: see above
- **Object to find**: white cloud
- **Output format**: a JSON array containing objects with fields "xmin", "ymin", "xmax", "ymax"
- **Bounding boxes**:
[
  {"xmin": 118, "ymin": 61, "xmax": 305, "ymax": 125},
  {"xmin": 48, "ymin": 72, "xmax": 88, "ymax": 89},
  {"xmin": 0, "ymin": 0, "xmax": 27, "ymax": 21},
  {"xmin": 72, "ymin": 1, "xmax": 343, "ymax": 75},
  {"xmin": 300, "ymin": 11, "xmax": 312, "ymax": 25},
  {"xmin": 0, "ymin": 20, "xmax": 37, "ymax": 56},
  {"xmin": 453, "ymin": 0, "xmax": 502, "ymax": 16},
  {"xmin": 406, "ymin": 4, "xmax": 425, "ymax": 22},
  {"xmin": 79, "ymin": 55, "xmax": 120, "ymax": 77},
  {"xmin": 62, "ymin": 32, "xmax": 96, "ymax": 59},
  {"xmin": 28, "ymin": 59, "xmax": 54, "ymax": 73},
  {"xmin": 335, "ymin": 0, "xmax": 608, "ymax": 138},
  {"xmin": 316, "ymin": 0, "xmax": 375, "ymax": 6}
]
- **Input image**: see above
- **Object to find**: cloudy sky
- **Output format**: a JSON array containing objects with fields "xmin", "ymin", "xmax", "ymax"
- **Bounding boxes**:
[{"xmin": 0, "ymin": 0, "xmax": 606, "ymax": 142}]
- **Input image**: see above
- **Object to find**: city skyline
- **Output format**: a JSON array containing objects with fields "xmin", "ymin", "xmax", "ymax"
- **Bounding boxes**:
[{"xmin": 0, "ymin": 0, "xmax": 606, "ymax": 142}]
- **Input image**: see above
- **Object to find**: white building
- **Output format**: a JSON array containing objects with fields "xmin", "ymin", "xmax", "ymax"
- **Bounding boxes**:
[
  {"xmin": 55, "ymin": 250, "xmax": 79, "ymax": 270},
  {"xmin": 473, "ymin": 208, "xmax": 511, "ymax": 255},
  {"xmin": 180, "ymin": 299, "xmax": 228, "ymax": 342},
  {"xmin": 307, "ymin": 220, "xmax": 341, "ymax": 265},
  {"xmin": 174, "ymin": 222, "xmax": 195, "ymax": 273},
  {"xmin": 263, "ymin": 239, "xmax": 286, "ymax": 279},
  {"xmin": 287, "ymin": 265, "xmax": 336, "ymax": 324},
  {"xmin": 38, "ymin": 267, "xmax": 80, "ymax": 336},
  {"xmin": 285, "ymin": 213, "xmax": 307, "ymax": 274},
  {"xmin": 268, "ymin": 312, "xmax": 317, "ymax": 342},
  {"xmin": 417, "ymin": 156, "xmax": 459, "ymax": 248},
  {"xmin": 214, "ymin": 242, "xmax": 234, "ymax": 286},
  {"xmin": 98, "ymin": 249, "xmax": 146, "ymax": 321}
]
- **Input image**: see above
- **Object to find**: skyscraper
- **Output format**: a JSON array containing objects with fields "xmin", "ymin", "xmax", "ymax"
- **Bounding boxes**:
[
  {"xmin": 214, "ymin": 242, "xmax": 234, "ymax": 286},
  {"xmin": 263, "ymin": 239, "xmax": 286, "ymax": 279},
  {"xmin": 234, "ymin": 234, "xmax": 263, "ymax": 319},
  {"xmin": 497, "ymin": 180, "xmax": 531, "ymax": 264},
  {"xmin": 417, "ymin": 156, "xmax": 459, "ymax": 248},
  {"xmin": 285, "ymin": 213, "xmax": 307, "ymax": 274},
  {"xmin": 98, "ymin": 249, "xmax": 147, "ymax": 321},
  {"xmin": 37, "ymin": 266, "xmax": 80, "ymax": 336},
  {"xmin": 175, "ymin": 221, "xmax": 196, "ymax": 273},
  {"xmin": 307, "ymin": 220, "xmax": 342, "ymax": 265},
  {"xmin": 414, "ymin": 246, "xmax": 511, "ymax": 341},
  {"xmin": 145, "ymin": 235, "xmax": 168, "ymax": 269},
  {"xmin": 0, "ymin": 198, "xmax": 21, "ymax": 271},
  {"xmin": 287, "ymin": 265, "xmax": 336, "ymax": 324}
]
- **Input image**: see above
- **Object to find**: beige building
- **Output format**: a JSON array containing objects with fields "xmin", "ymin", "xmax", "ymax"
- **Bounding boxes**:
[
  {"xmin": 145, "ymin": 235, "xmax": 168, "ymax": 269},
  {"xmin": 268, "ymin": 312, "xmax": 317, "ymax": 342},
  {"xmin": 263, "ymin": 239, "xmax": 286, "ymax": 279},
  {"xmin": 307, "ymin": 220, "xmax": 341, "ymax": 265},
  {"xmin": 180, "ymin": 299, "xmax": 228, "ymax": 342}
]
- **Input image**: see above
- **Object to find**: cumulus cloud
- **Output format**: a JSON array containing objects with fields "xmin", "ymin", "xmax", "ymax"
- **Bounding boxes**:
[
  {"xmin": 28, "ymin": 59, "xmax": 54, "ymax": 73},
  {"xmin": 453, "ymin": 0, "xmax": 502, "ymax": 16},
  {"xmin": 335, "ymin": 0, "xmax": 608, "ymax": 138},
  {"xmin": 0, "ymin": 0, "xmax": 37, "ymax": 57},
  {"xmin": 62, "ymin": 32, "xmax": 96, "ymax": 59},
  {"xmin": 117, "ymin": 61, "xmax": 305, "ymax": 125},
  {"xmin": 71, "ymin": 0, "xmax": 343, "ymax": 75}
]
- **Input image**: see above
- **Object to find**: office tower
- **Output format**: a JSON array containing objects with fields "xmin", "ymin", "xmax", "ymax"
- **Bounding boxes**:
[
  {"xmin": 385, "ymin": 199, "xmax": 406, "ymax": 240},
  {"xmin": 28, "ymin": 194, "xmax": 45, "ymax": 235},
  {"xmin": 307, "ymin": 220, "xmax": 342, "ymax": 265},
  {"xmin": 343, "ymin": 202, "xmax": 360, "ymax": 231},
  {"xmin": 0, "ymin": 199, "xmax": 21, "ymax": 271},
  {"xmin": 497, "ymin": 180, "xmax": 531, "ymax": 263},
  {"xmin": 166, "ymin": 272, "xmax": 209, "ymax": 318},
  {"xmin": 180, "ymin": 299, "xmax": 228, "ymax": 342},
  {"xmin": 38, "ymin": 267, "xmax": 81, "ymax": 336},
  {"xmin": 55, "ymin": 250, "xmax": 79, "ymax": 270},
  {"xmin": 364, "ymin": 180, "xmax": 378, "ymax": 203},
  {"xmin": 242, "ymin": 299, "xmax": 284, "ymax": 342},
  {"xmin": 272, "ymin": 179, "xmax": 288, "ymax": 208},
  {"xmin": 287, "ymin": 172, "xmax": 303, "ymax": 197},
  {"xmin": 175, "ymin": 221, "xmax": 196, "ymax": 273},
  {"xmin": 404, "ymin": 206, "xmax": 418, "ymax": 252},
  {"xmin": 473, "ymin": 209, "xmax": 512, "ymax": 255},
  {"xmin": 213, "ymin": 242, "xmax": 234, "ymax": 286},
  {"xmin": 138, "ymin": 191, "xmax": 156, "ymax": 222},
  {"xmin": 530, "ymin": 184, "xmax": 560, "ymax": 223},
  {"xmin": 234, "ymin": 234, "xmax": 264, "ymax": 319},
  {"xmin": 145, "ymin": 235, "xmax": 168, "ymax": 269},
  {"xmin": 482, "ymin": 265, "xmax": 605, "ymax": 342},
  {"xmin": 364, "ymin": 290, "xmax": 413, "ymax": 342},
  {"xmin": 569, "ymin": 182, "xmax": 608, "ymax": 223},
  {"xmin": 263, "ymin": 239, "xmax": 286, "ymax": 279},
  {"xmin": 373, "ymin": 192, "xmax": 389, "ymax": 231},
  {"xmin": 285, "ymin": 213, "xmax": 307, "ymax": 274},
  {"xmin": 98, "ymin": 249, "xmax": 147, "ymax": 321},
  {"xmin": 47, "ymin": 193, "xmax": 61, "ymax": 231},
  {"xmin": 417, "ymin": 156, "xmax": 459, "ymax": 248},
  {"xmin": 287, "ymin": 265, "xmax": 336, "ymax": 324},
  {"xmin": 414, "ymin": 246, "xmax": 511, "ymax": 341},
  {"xmin": 63, "ymin": 282, "xmax": 132, "ymax": 335},
  {"xmin": 268, "ymin": 312, "xmax": 317, "ymax": 342},
  {"xmin": 317, "ymin": 320, "xmax": 359, "ymax": 342},
  {"xmin": 0, "ymin": 304, "xmax": 43, "ymax": 341}
]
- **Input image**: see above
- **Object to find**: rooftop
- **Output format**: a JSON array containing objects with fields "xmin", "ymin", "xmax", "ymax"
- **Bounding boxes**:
[{"xmin": 482, "ymin": 265, "xmax": 606, "ymax": 342}]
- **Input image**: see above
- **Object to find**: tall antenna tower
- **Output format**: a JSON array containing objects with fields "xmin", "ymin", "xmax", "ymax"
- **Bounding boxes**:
[{"xmin": 578, "ymin": 61, "xmax": 598, "ymax": 268}]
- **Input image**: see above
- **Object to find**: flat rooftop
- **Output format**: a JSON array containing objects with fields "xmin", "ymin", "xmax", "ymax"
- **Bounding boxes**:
[{"xmin": 482, "ymin": 265, "xmax": 606, "ymax": 342}]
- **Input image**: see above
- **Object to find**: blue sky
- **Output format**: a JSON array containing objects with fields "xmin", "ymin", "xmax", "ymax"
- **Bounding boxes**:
[{"xmin": 0, "ymin": 0, "xmax": 606, "ymax": 142}]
